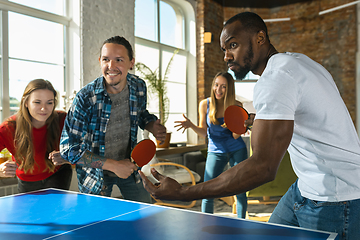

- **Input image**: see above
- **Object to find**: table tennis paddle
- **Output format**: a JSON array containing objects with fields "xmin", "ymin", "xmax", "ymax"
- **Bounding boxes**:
[
  {"xmin": 131, "ymin": 139, "xmax": 156, "ymax": 168},
  {"xmin": 224, "ymin": 105, "xmax": 249, "ymax": 135}
]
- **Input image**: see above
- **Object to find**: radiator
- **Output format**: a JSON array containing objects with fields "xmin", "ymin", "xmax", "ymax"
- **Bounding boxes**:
[
  {"xmin": 166, "ymin": 155, "xmax": 184, "ymax": 165},
  {"xmin": 0, "ymin": 184, "xmax": 18, "ymax": 197}
]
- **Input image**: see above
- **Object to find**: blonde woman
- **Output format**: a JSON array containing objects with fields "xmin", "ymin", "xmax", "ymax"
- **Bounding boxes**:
[
  {"xmin": 175, "ymin": 72, "xmax": 248, "ymax": 218},
  {"xmin": 0, "ymin": 79, "xmax": 72, "ymax": 193}
]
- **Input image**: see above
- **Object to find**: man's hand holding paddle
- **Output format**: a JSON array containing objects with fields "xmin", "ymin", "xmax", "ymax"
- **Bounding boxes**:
[
  {"xmin": 98, "ymin": 139, "xmax": 157, "ymax": 179},
  {"xmin": 135, "ymin": 139, "xmax": 186, "ymax": 200},
  {"xmin": 104, "ymin": 159, "xmax": 138, "ymax": 179},
  {"xmin": 108, "ymin": 139, "xmax": 156, "ymax": 179},
  {"xmin": 139, "ymin": 167, "xmax": 184, "ymax": 201}
]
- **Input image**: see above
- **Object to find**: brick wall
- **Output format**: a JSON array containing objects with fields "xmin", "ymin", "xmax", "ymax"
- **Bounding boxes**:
[
  {"xmin": 197, "ymin": 0, "xmax": 357, "ymax": 125},
  {"xmin": 81, "ymin": 0, "xmax": 135, "ymax": 85},
  {"xmin": 197, "ymin": 0, "xmax": 227, "ymax": 104},
  {"xmin": 267, "ymin": 0, "xmax": 357, "ymax": 122}
]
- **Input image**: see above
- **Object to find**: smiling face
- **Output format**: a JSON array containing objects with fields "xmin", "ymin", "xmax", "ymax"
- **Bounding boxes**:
[
  {"xmin": 212, "ymin": 75, "xmax": 228, "ymax": 100},
  {"xmin": 99, "ymin": 43, "xmax": 135, "ymax": 94},
  {"xmin": 220, "ymin": 21, "xmax": 257, "ymax": 80},
  {"xmin": 25, "ymin": 89, "xmax": 55, "ymax": 128}
]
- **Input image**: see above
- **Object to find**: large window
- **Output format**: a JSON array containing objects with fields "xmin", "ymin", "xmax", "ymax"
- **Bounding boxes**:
[
  {"xmin": 135, "ymin": 0, "xmax": 195, "ymax": 144},
  {"xmin": 0, "ymin": 0, "xmax": 69, "ymax": 120},
  {"xmin": 230, "ymin": 70, "xmax": 259, "ymax": 114},
  {"xmin": 9, "ymin": 0, "xmax": 65, "ymax": 15}
]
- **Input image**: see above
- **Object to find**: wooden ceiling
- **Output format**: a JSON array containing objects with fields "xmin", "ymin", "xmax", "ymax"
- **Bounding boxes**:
[{"xmin": 214, "ymin": 0, "xmax": 313, "ymax": 8}]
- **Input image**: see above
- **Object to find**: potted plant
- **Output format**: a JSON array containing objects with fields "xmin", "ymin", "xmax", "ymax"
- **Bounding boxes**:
[{"xmin": 135, "ymin": 49, "xmax": 179, "ymax": 148}]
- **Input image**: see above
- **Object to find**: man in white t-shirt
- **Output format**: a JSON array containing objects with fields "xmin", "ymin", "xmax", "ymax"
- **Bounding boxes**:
[{"xmin": 139, "ymin": 12, "xmax": 360, "ymax": 239}]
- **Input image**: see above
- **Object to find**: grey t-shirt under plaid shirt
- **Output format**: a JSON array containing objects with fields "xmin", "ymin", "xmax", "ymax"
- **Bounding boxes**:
[
  {"xmin": 105, "ymin": 85, "xmax": 131, "ymax": 165},
  {"xmin": 60, "ymin": 74, "xmax": 157, "ymax": 194}
]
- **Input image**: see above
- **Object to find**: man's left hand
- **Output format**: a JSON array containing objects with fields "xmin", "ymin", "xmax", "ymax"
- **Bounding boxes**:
[{"xmin": 146, "ymin": 119, "xmax": 167, "ymax": 143}]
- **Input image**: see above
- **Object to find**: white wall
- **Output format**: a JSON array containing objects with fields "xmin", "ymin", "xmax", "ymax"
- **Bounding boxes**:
[{"xmin": 81, "ymin": 0, "xmax": 135, "ymax": 85}]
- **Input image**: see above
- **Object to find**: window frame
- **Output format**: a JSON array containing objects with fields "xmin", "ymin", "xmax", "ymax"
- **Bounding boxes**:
[
  {"xmin": 0, "ymin": 0, "xmax": 71, "ymax": 121},
  {"xmin": 135, "ymin": 0, "xmax": 197, "ymax": 144}
]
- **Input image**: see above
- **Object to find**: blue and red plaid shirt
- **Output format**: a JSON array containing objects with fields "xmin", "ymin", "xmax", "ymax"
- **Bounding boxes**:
[{"xmin": 60, "ymin": 74, "xmax": 157, "ymax": 194}]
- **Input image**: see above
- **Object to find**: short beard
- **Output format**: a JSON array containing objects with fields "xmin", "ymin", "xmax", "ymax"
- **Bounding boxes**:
[
  {"xmin": 233, "ymin": 41, "xmax": 253, "ymax": 80},
  {"xmin": 234, "ymin": 66, "xmax": 250, "ymax": 81},
  {"xmin": 109, "ymin": 81, "xmax": 121, "ymax": 87},
  {"xmin": 105, "ymin": 70, "xmax": 122, "ymax": 87}
]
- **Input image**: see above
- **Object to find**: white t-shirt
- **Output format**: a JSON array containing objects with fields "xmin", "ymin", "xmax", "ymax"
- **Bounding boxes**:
[{"xmin": 254, "ymin": 52, "xmax": 360, "ymax": 202}]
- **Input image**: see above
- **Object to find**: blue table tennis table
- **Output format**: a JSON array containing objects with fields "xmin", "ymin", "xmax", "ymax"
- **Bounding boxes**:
[{"xmin": 0, "ymin": 189, "xmax": 338, "ymax": 240}]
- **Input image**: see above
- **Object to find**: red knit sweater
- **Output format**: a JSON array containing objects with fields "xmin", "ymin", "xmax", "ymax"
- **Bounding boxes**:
[{"xmin": 0, "ymin": 111, "xmax": 66, "ymax": 181}]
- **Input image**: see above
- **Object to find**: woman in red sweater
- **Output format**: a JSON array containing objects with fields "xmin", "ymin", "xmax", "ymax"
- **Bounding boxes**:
[{"xmin": 0, "ymin": 79, "xmax": 72, "ymax": 193}]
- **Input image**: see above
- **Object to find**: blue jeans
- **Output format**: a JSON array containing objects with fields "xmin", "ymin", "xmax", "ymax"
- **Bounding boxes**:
[
  {"xmin": 269, "ymin": 180, "xmax": 360, "ymax": 240},
  {"xmin": 202, "ymin": 148, "xmax": 248, "ymax": 218},
  {"xmin": 100, "ymin": 171, "xmax": 151, "ymax": 204}
]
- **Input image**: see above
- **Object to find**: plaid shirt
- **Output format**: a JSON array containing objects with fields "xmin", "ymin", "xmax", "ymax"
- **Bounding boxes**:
[{"xmin": 60, "ymin": 74, "xmax": 157, "ymax": 194}]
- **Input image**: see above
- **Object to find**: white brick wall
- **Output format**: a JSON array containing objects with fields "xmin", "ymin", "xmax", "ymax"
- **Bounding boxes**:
[{"xmin": 81, "ymin": 0, "xmax": 135, "ymax": 85}]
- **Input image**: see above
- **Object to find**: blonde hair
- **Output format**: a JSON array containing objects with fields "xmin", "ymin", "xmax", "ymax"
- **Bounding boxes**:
[
  {"xmin": 209, "ymin": 72, "xmax": 236, "ymax": 125},
  {"xmin": 14, "ymin": 79, "xmax": 59, "ymax": 173}
]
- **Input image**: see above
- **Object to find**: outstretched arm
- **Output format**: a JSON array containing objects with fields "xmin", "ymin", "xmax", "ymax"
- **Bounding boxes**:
[
  {"xmin": 139, "ymin": 119, "xmax": 294, "ymax": 201},
  {"xmin": 174, "ymin": 99, "xmax": 208, "ymax": 137}
]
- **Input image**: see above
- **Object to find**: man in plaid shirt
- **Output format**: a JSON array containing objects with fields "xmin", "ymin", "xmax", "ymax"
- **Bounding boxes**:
[{"xmin": 60, "ymin": 36, "xmax": 166, "ymax": 202}]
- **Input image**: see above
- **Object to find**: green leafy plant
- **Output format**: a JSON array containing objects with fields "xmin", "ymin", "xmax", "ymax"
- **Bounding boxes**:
[{"xmin": 135, "ymin": 49, "xmax": 179, "ymax": 125}]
